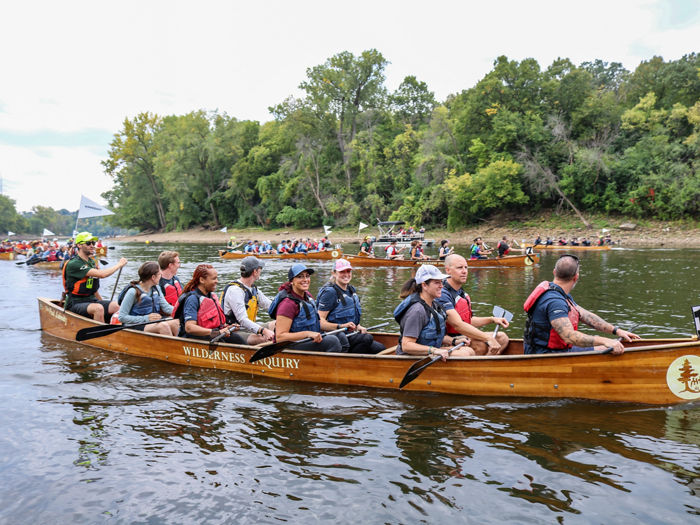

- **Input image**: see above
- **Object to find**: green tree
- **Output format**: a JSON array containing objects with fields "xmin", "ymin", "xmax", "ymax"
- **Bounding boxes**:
[{"xmin": 102, "ymin": 113, "xmax": 167, "ymax": 230}]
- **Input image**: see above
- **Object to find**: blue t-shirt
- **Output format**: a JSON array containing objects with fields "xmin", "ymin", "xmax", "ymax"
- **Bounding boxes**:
[
  {"xmin": 525, "ymin": 288, "xmax": 578, "ymax": 352},
  {"xmin": 316, "ymin": 286, "xmax": 340, "ymax": 313}
]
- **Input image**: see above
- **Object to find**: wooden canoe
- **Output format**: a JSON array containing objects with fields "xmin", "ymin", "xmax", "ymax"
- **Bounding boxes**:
[
  {"xmin": 525, "ymin": 244, "xmax": 612, "ymax": 251},
  {"xmin": 37, "ymin": 297, "xmax": 700, "ymax": 404},
  {"xmin": 346, "ymin": 253, "xmax": 539, "ymax": 268},
  {"xmin": 0, "ymin": 252, "xmax": 16, "ymax": 260},
  {"xmin": 219, "ymin": 249, "xmax": 343, "ymax": 261}
]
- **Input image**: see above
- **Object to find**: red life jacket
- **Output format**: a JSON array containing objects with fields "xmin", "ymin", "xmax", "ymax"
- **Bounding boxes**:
[
  {"xmin": 173, "ymin": 290, "xmax": 226, "ymax": 330},
  {"xmin": 159, "ymin": 276, "xmax": 183, "ymax": 306},
  {"xmin": 523, "ymin": 281, "xmax": 579, "ymax": 350},
  {"xmin": 443, "ymin": 287, "xmax": 472, "ymax": 335}
]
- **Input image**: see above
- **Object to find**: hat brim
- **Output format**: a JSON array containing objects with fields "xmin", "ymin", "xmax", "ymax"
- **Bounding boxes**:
[{"xmin": 289, "ymin": 266, "xmax": 315, "ymax": 279}]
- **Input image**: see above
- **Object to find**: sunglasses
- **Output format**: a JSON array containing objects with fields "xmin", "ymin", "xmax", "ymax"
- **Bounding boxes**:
[{"xmin": 81, "ymin": 241, "xmax": 96, "ymax": 246}]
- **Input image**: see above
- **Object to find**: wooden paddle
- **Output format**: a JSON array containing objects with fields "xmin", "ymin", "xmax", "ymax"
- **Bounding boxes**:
[
  {"xmin": 76, "ymin": 317, "xmax": 174, "ymax": 341},
  {"xmin": 248, "ymin": 323, "xmax": 389, "ymax": 363},
  {"xmin": 399, "ymin": 342, "xmax": 466, "ymax": 388},
  {"xmin": 109, "ymin": 265, "xmax": 123, "ymax": 302}
]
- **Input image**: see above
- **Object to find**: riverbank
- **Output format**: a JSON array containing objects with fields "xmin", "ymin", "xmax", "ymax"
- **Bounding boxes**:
[{"xmin": 113, "ymin": 216, "xmax": 700, "ymax": 249}]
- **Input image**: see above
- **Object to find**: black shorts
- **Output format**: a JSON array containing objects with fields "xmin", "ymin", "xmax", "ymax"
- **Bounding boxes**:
[{"xmin": 69, "ymin": 299, "xmax": 112, "ymax": 321}]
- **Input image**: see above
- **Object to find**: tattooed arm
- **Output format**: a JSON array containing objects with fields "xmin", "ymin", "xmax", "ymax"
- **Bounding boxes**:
[{"xmin": 551, "ymin": 317, "xmax": 625, "ymax": 354}]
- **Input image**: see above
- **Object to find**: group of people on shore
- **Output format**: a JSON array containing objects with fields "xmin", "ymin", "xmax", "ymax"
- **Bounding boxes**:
[{"xmin": 61, "ymin": 231, "xmax": 638, "ymax": 359}]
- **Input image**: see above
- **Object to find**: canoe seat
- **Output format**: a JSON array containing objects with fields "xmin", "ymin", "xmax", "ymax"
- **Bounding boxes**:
[{"xmin": 377, "ymin": 345, "xmax": 397, "ymax": 355}]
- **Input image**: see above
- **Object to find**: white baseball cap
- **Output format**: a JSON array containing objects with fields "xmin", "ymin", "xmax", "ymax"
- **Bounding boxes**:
[{"xmin": 415, "ymin": 264, "xmax": 448, "ymax": 284}]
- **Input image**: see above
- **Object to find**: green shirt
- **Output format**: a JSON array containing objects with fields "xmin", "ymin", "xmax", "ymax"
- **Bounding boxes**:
[{"xmin": 64, "ymin": 256, "xmax": 99, "ymax": 306}]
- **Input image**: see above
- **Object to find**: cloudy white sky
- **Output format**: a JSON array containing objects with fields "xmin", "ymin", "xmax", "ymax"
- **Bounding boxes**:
[{"xmin": 0, "ymin": 0, "xmax": 697, "ymax": 212}]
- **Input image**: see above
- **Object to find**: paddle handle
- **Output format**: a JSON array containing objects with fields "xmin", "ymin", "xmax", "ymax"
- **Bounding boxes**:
[
  {"xmin": 291, "ymin": 326, "xmax": 347, "ymax": 345},
  {"xmin": 347, "ymin": 321, "xmax": 390, "ymax": 337},
  {"xmin": 110, "ymin": 266, "xmax": 123, "ymax": 302},
  {"xmin": 210, "ymin": 325, "xmax": 241, "ymax": 343}
]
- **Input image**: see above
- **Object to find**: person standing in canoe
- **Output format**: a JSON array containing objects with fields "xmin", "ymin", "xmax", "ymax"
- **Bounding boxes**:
[
  {"xmin": 268, "ymin": 264, "xmax": 343, "ymax": 352},
  {"xmin": 157, "ymin": 251, "xmax": 183, "ymax": 307},
  {"xmin": 394, "ymin": 265, "xmax": 473, "ymax": 361},
  {"xmin": 117, "ymin": 261, "xmax": 180, "ymax": 336},
  {"xmin": 316, "ymin": 259, "xmax": 386, "ymax": 354},
  {"xmin": 221, "ymin": 256, "xmax": 275, "ymax": 345},
  {"xmin": 436, "ymin": 254, "xmax": 510, "ymax": 355},
  {"xmin": 62, "ymin": 231, "xmax": 127, "ymax": 322},
  {"xmin": 174, "ymin": 264, "xmax": 243, "ymax": 343},
  {"xmin": 523, "ymin": 254, "xmax": 640, "ymax": 355}
]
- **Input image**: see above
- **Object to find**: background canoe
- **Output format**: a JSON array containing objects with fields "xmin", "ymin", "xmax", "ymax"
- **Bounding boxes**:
[
  {"xmin": 346, "ymin": 253, "xmax": 539, "ymax": 268},
  {"xmin": 0, "ymin": 252, "xmax": 15, "ymax": 260},
  {"xmin": 219, "ymin": 249, "xmax": 343, "ymax": 260},
  {"xmin": 526, "ymin": 244, "xmax": 612, "ymax": 251},
  {"xmin": 37, "ymin": 297, "xmax": 699, "ymax": 404}
]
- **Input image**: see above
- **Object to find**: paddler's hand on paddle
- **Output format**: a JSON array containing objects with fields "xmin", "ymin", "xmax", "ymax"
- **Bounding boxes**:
[
  {"xmin": 148, "ymin": 313, "xmax": 162, "ymax": 321},
  {"xmin": 616, "ymin": 328, "xmax": 640, "ymax": 342},
  {"xmin": 305, "ymin": 331, "xmax": 323, "ymax": 343},
  {"xmin": 601, "ymin": 337, "xmax": 625, "ymax": 355},
  {"xmin": 116, "ymin": 257, "xmax": 128, "ymax": 268},
  {"xmin": 260, "ymin": 327, "xmax": 275, "ymax": 342},
  {"xmin": 485, "ymin": 337, "xmax": 502, "ymax": 355},
  {"xmin": 492, "ymin": 316, "xmax": 510, "ymax": 329},
  {"xmin": 339, "ymin": 321, "xmax": 357, "ymax": 332},
  {"xmin": 356, "ymin": 324, "xmax": 368, "ymax": 334}
]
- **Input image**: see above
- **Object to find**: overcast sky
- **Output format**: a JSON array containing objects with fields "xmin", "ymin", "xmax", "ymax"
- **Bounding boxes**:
[{"xmin": 0, "ymin": 0, "xmax": 697, "ymax": 213}]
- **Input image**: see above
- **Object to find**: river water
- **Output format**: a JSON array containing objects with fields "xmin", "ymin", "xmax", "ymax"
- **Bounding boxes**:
[{"xmin": 1, "ymin": 243, "xmax": 698, "ymax": 524}]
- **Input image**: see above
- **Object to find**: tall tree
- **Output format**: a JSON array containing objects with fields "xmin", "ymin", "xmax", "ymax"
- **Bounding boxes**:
[
  {"xmin": 102, "ymin": 113, "xmax": 167, "ymax": 230},
  {"xmin": 299, "ymin": 49, "xmax": 389, "ymax": 190}
]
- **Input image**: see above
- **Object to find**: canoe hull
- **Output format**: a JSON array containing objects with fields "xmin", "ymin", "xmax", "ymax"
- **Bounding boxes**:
[
  {"xmin": 526, "ymin": 244, "xmax": 612, "ymax": 251},
  {"xmin": 219, "ymin": 249, "xmax": 343, "ymax": 261},
  {"xmin": 37, "ymin": 298, "xmax": 700, "ymax": 404},
  {"xmin": 0, "ymin": 252, "xmax": 16, "ymax": 260},
  {"xmin": 346, "ymin": 253, "xmax": 539, "ymax": 268}
]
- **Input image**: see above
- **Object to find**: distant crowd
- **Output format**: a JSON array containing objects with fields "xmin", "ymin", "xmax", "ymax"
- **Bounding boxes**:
[{"xmin": 229, "ymin": 237, "xmax": 333, "ymax": 255}]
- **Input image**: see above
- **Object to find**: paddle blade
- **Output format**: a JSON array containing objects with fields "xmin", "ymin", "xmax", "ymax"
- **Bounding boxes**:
[
  {"xmin": 249, "ymin": 339, "xmax": 301, "ymax": 363},
  {"xmin": 492, "ymin": 305, "xmax": 505, "ymax": 318},
  {"xmin": 76, "ymin": 323, "xmax": 126, "ymax": 341},
  {"xmin": 399, "ymin": 356, "xmax": 440, "ymax": 388}
]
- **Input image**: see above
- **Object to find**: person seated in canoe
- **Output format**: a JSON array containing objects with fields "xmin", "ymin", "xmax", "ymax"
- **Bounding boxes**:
[
  {"xmin": 438, "ymin": 239, "xmax": 453, "ymax": 260},
  {"xmin": 157, "ymin": 251, "xmax": 183, "ymax": 307},
  {"xmin": 173, "ymin": 264, "xmax": 244, "ymax": 343},
  {"xmin": 260, "ymin": 240, "xmax": 275, "ymax": 254},
  {"xmin": 469, "ymin": 237, "xmax": 490, "ymax": 259},
  {"xmin": 581, "ymin": 237, "xmax": 591, "ymax": 246},
  {"xmin": 294, "ymin": 239, "xmax": 308, "ymax": 254},
  {"xmin": 523, "ymin": 254, "xmax": 640, "ymax": 355},
  {"xmin": 496, "ymin": 236, "xmax": 510, "ymax": 257},
  {"xmin": 394, "ymin": 265, "xmax": 473, "ymax": 361},
  {"xmin": 316, "ymin": 259, "xmax": 385, "ymax": 354},
  {"xmin": 570, "ymin": 237, "xmax": 580, "ymax": 246},
  {"xmin": 545, "ymin": 236, "xmax": 553, "ymax": 246},
  {"xmin": 117, "ymin": 262, "xmax": 180, "ymax": 336},
  {"xmin": 557, "ymin": 237, "xmax": 567, "ymax": 246},
  {"xmin": 221, "ymin": 256, "xmax": 275, "ymax": 345},
  {"xmin": 358, "ymin": 236, "xmax": 374, "ymax": 257},
  {"xmin": 409, "ymin": 240, "xmax": 429, "ymax": 260},
  {"xmin": 268, "ymin": 264, "xmax": 343, "ymax": 352},
  {"xmin": 436, "ymin": 255, "xmax": 510, "ymax": 355},
  {"xmin": 227, "ymin": 236, "xmax": 237, "ymax": 248},
  {"xmin": 62, "ymin": 231, "xmax": 128, "ymax": 323},
  {"xmin": 534, "ymin": 234, "xmax": 542, "ymax": 246},
  {"xmin": 277, "ymin": 240, "xmax": 289, "ymax": 253},
  {"xmin": 385, "ymin": 239, "xmax": 405, "ymax": 259},
  {"xmin": 243, "ymin": 241, "xmax": 255, "ymax": 254}
]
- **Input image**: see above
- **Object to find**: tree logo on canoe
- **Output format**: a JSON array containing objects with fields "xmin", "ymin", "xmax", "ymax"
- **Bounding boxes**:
[{"xmin": 666, "ymin": 355, "xmax": 700, "ymax": 400}]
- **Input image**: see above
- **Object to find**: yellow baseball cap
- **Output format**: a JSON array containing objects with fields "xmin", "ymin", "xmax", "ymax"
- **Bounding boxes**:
[{"xmin": 75, "ymin": 231, "xmax": 98, "ymax": 244}]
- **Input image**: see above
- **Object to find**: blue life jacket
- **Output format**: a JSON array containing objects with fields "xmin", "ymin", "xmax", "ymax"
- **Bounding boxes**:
[
  {"xmin": 317, "ymin": 283, "xmax": 361, "ymax": 325},
  {"xmin": 269, "ymin": 289, "xmax": 320, "ymax": 333},
  {"xmin": 393, "ymin": 293, "xmax": 446, "ymax": 353},
  {"xmin": 118, "ymin": 284, "xmax": 160, "ymax": 316}
]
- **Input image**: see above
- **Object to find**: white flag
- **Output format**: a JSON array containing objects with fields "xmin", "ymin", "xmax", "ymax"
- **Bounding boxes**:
[
  {"xmin": 78, "ymin": 195, "xmax": 114, "ymax": 219},
  {"xmin": 220, "ymin": 226, "xmax": 228, "ymax": 233},
  {"xmin": 42, "ymin": 228, "xmax": 55, "ymax": 236},
  {"xmin": 323, "ymin": 225, "xmax": 332, "ymax": 235},
  {"xmin": 358, "ymin": 222, "xmax": 368, "ymax": 234},
  {"xmin": 7, "ymin": 231, "xmax": 15, "ymax": 236},
  {"xmin": 72, "ymin": 230, "xmax": 79, "ymax": 238}
]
